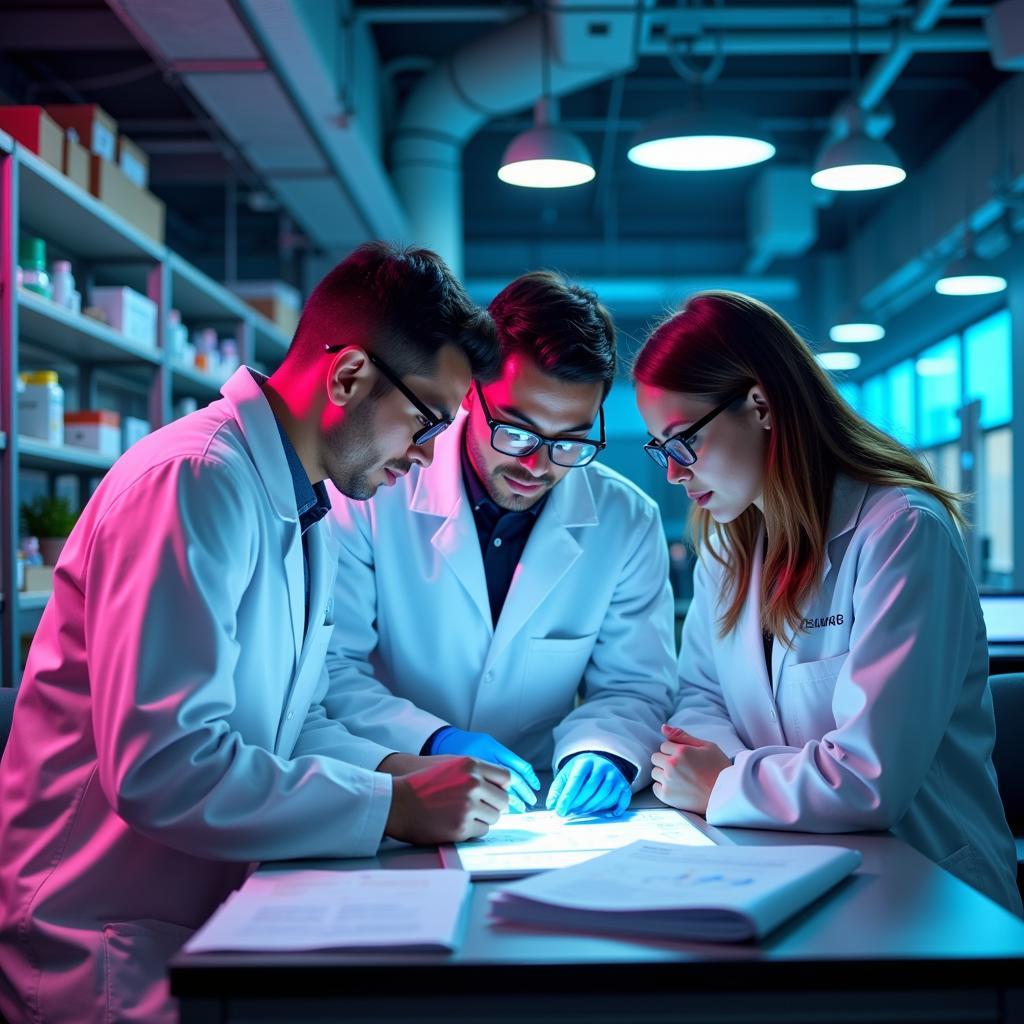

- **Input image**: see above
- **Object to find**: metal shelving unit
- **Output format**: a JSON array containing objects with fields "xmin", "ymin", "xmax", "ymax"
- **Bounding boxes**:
[{"xmin": 0, "ymin": 137, "xmax": 291, "ymax": 686}]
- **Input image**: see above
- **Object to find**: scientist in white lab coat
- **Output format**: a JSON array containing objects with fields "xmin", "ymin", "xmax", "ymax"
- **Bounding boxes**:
[
  {"xmin": 633, "ymin": 290, "xmax": 1021, "ymax": 915},
  {"xmin": 323, "ymin": 271, "xmax": 677, "ymax": 818},
  {"xmin": 0, "ymin": 243, "xmax": 512, "ymax": 1024}
]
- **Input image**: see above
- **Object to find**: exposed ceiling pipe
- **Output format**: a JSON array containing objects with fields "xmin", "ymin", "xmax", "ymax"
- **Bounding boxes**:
[
  {"xmin": 392, "ymin": 3, "xmax": 648, "ymax": 276},
  {"xmin": 638, "ymin": 26, "xmax": 986, "ymax": 56}
]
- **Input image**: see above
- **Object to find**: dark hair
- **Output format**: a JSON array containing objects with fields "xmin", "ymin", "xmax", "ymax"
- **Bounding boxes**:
[
  {"xmin": 285, "ymin": 241, "xmax": 500, "ymax": 383},
  {"xmin": 633, "ymin": 290, "xmax": 962, "ymax": 643},
  {"xmin": 488, "ymin": 271, "xmax": 617, "ymax": 396}
]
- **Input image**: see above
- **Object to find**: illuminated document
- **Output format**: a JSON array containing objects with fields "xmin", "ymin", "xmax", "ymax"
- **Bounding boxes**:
[{"xmin": 441, "ymin": 808, "xmax": 718, "ymax": 879}]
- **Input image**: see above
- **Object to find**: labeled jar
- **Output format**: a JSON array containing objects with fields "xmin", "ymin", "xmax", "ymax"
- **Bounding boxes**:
[{"xmin": 18, "ymin": 371, "xmax": 65, "ymax": 445}]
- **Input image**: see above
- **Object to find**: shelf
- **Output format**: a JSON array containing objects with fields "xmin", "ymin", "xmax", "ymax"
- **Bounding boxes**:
[
  {"xmin": 18, "ymin": 591, "xmax": 50, "ymax": 612},
  {"xmin": 17, "ymin": 147, "xmax": 164, "ymax": 263},
  {"xmin": 171, "ymin": 364, "xmax": 224, "ymax": 401},
  {"xmin": 18, "ymin": 436, "xmax": 118, "ymax": 473},
  {"xmin": 168, "ymin": 254, "xmax": 252, "ymax": 324},
  {"xmin": 18, "ymin": 289, "xmax": 163, "ymax": 368}
]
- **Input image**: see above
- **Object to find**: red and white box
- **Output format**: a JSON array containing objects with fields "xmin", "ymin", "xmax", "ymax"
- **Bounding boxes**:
[{"xmin": 64, "ymin": 410, "xmax": 122, "ymax": 458}]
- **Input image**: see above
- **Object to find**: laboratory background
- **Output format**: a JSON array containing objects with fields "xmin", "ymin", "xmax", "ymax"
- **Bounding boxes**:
[
  {"xmin": 0, "ymin": 0, "xmax": 1023, "ymax": 680},
  {"xmin": 0, "ymin": 0, "xmax": 1024, "ymax": 1019}
]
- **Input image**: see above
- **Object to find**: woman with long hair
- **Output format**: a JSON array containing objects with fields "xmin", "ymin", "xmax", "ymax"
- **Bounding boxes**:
[{"xmin": 633, "ymin": 290, "xmax": 1021, "ymax": 914}]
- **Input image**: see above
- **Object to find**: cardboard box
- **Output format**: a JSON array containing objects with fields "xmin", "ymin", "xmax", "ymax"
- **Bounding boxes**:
[
  {"xmin": 231, "ymin": 280, "xmax": 302, "ymax": 338},
  {"xmin": 64, "ymin": 410, "xmax": 122, "ymax": 458},
  {"xmin": 0, "ymin": 106, "xmax": 63, "ymax": 169},
  {"xmin": 89, "ymin": 156, "xmax": 165, "ymax": 245},
  {"xmin": 46, "ymin": 103, "xmax": 117, "ymax": 162},
  {"xmin": 63, "ymin": 134, "xmax": 90, "ymax": 191},
  {"xmin": 89, "ymin": 285, "xmax": 158, "ymax": 347},
  {"xmin": 23, "ymin": 565, "xmax": 54, "ymax": 592},
  {"xmin": 117, "ymin": 135, "xmax": 149, "ymax": 189}
]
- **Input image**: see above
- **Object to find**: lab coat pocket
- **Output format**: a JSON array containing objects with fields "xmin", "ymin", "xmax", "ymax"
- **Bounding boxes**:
[
  {"xmin": 102, "ymin": 918, "xmax": 193, "ymax": 1024},
  {"xmin": 776, "ymin": 651, "xmax": 849, "ymax": 748},
  {"xmin": 518, "ymin": 633, "xmax": 598, "ymax": 731}
]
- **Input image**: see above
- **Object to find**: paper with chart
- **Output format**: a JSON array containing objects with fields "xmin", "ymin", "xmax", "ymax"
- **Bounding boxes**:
[
  {"xmin": 184, "ymin": 868, "xmax": 471, "ymax": 953},
  {"xmin": 489, "ymin": 840, "xmax": 862, "ymax": 942},
  {"xmin": 443, "ymin": 808, "xmax": 717, "ymax": 878}
]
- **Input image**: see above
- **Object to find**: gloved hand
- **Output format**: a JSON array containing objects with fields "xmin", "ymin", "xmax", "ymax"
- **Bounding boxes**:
[
  {"xmin": 546, "ymin": 753, "xmax": 632, "ymax": 818},
  {"xmin": 430, "ymin": 727, "xmax": 540, "ymax": 812}
]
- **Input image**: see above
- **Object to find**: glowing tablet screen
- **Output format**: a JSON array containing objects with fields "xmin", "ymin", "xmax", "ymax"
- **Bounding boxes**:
[{"xmin": 442, "ymin": 808, "xmax": 717, "ymax": 879}]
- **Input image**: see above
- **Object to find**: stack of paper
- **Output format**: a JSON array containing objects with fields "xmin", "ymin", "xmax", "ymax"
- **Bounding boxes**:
[
  {"xmin": 489, "ymin": 840, "xmax": 861, "ymax": 942},
  {"xmin": 185, "ymin": 868, "xmax": 470, "ymax": 953}
]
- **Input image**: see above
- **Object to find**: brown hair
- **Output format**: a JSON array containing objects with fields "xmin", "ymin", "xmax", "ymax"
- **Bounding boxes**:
[
  {"xmin": 633, "ymin": 290, "xmax": 964, "ymax": 643},
  {"xmin": 488, "ymin": 270, "xmax": 617, "ymax": 397},
  {"xmin": 285, "ymin": 241, "xmax": 500, "ymax": 383}
]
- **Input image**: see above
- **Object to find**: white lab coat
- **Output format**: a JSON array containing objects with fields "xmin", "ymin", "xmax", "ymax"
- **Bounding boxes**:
[
  {"xmin": 671, "ymin": 474, "xmax": 1022, "ymax": 915},
  {"xmin": 322, "ymin": 412, "xmax": 677, "ymax": 782},
  {"xmin": 0, "ymin": 367, "xmax": 394, "ymax": 1024}
]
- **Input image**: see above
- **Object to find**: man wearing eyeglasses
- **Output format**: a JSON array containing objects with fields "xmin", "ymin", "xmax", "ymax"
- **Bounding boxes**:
[
  {"xmin": 323, "ymin": 271, "xmax": 677, "ymax": 819},
  {"xmin": 0, "ymin": 243, "xmax": 510, "ymax": 1024}
]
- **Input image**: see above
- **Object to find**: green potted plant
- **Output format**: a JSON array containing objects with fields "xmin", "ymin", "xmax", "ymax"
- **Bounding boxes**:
[{"xmin": 21, "ymin": 494, "xmax": 79, "ymax": 567}]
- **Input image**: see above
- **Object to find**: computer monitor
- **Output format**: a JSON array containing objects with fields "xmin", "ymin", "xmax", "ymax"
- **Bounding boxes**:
[{"xmin": 979, "ymin": 593, "xmax": 1024, "ymax": 644}]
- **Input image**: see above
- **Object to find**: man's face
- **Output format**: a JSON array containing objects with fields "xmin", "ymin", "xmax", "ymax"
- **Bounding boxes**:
[
  {"xmin": 324, "ymin": 344, "xmax": 472, "ymax": 500},
  {"xmin": 465, "ymin": 353, "xmax": 603, "ymax": 511}
]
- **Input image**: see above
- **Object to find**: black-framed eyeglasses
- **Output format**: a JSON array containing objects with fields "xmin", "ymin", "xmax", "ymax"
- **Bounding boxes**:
[
  {"xmin": 324, "ymin": 344, "xmax": 452, "ymax": 446},
  {"xmin": 643, "ymin": 390, "xmax": 746, "ymax": 469},
  {"xmin": 475, "ymin": 381, "xmax": 606, "ymax": 468}
]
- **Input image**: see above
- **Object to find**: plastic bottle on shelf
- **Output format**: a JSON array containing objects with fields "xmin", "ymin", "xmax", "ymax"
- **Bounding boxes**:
[
  {"xmin": 18, "ymin": 371, "xmax": 65, "ymax": 445},
  {"xmin": 168, "ymin": 309, "xmax": 189, "ymax": 363},
  {"xmin": 18, "ymin": 237, "xmax": 52, "ymax": 299},
  {"xmin": 219, "ymin": 338, "xmax": 240, "ymax": 376},
  {"xmin": 50, "ymin": 260, "xmax": 76, "ymax": 311},
  {"xmin": 193, "ymin": 328, "xmax": 220, "ymax": 377}
]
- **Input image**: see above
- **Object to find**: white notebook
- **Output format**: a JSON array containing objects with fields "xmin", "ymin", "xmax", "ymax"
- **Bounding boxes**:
[
  {"xmin": 185, "ymin": 868, "xmax": 471, "ymax": 953},
  {"xmin": 490, "ymin": 840, "xmax": 861, "ymax": 943}
]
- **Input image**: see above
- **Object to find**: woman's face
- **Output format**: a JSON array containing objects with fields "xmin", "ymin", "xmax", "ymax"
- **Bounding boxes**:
[{"xmin": 635, "ymin": 383, "xmax": 772, "ymax": 523}]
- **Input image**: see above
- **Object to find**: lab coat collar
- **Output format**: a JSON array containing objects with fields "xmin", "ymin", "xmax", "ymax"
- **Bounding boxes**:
[
  {"xmin": 220, "ymin": 366, "xmax": 302, "ymax": 524},
  {"xmin": 822, "ymin": 474, "xmax": 869, "ymax": 577}
]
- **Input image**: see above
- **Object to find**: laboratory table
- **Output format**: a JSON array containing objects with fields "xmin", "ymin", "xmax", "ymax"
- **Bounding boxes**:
[{"xmin": 171, "ymin": 791, "xmax": 1024, "ymax": 1024}]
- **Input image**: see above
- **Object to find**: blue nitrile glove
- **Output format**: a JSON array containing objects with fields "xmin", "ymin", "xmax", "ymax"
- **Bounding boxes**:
[
  {"xmin": 547, "ymin": 753, "xmax": 632, "ymax": 818},
  {"xmin": 430, "ymin": 727, "xmax": 540, "ymax": 812}
]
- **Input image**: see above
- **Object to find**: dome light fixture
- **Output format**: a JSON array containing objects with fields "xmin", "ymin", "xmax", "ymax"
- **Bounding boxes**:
[
  {"xmin": 829, "ymin": 305, "xmax": 885, "ymax": 343},
  {"xmin": 811, "ymin": 131, "xmax": 906, "ymax": 192},
  {"xmin": 627, "ymin": 109, "xmax": 775, "ymax": 172},
  {"xmin": 817, "ymin": 351, "xmax": 862, "ymax": 372},
  {"xmin": 498, "ymin": 99, "xmax": 595, "ymax": 188},
  {"xmin": 935, "ymin": 253, "xmax": 1007, "ymax": 296}
]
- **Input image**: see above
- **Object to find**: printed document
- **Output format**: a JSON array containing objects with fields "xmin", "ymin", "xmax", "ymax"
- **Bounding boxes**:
[
  {"xmin": 441, "ymin": 807, "xmax": 717, "ymax": 879},
  {"xmin": 490, "ymin": 840, "xmax": 861, "ymax": 942},
  {"xmin": 185, "ymin": 868, "xmax": 470, "ymax": 953}
]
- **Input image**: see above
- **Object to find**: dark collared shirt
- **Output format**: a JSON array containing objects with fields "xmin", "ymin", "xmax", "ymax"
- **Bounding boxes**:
[
  {"xmin": 273, "ymin": 415, "xmax": 332, "ymax": 635},
  {"xmin": 460, "ymin": 433, "xmax": 547, "ymax": 626}
]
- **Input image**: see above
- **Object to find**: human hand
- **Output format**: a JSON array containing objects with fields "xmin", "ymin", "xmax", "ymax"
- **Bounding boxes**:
[
  {"xmin": 650, "ymin": 724, "xmax": 731, "ymax": 815},
  {"xmin": 384, "ymin": 756, "xmax": 510, "ymax": 844},
  {"xmin": 546, "ymin": 753, "xmax": 632, "ymax": 818},
  {"xmin": 430, "ymin": 728, "xmax": 540, "ymax": 812}
]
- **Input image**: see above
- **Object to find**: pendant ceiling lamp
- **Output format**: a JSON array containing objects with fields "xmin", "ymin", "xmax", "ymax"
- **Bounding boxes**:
[
  {"xmin": 811, "ymin": 4, "xmax": 905, "ymax": 192},
  {"xmin": 628, "ymin": 32, "xmax": 773, "ymax": 172},
  {"xmin": 499, "ymin": 98, "xmax": 595, "ymax": 188},
  {"xmin": 628, "ymin": 109, "xmax": 775, "ymax": 171},
  {"xmin": 498, "ymin": 12, "xmax": 594, "ymax": 189}
]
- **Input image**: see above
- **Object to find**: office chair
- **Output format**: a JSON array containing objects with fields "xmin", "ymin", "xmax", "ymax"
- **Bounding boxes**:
[
  {"xmin": 990, "ymin": 673, "xmax": 1024, "ymax": 898},
  {"xmin": 0, "ymin": 685, "xmax": 16, "ymax": 760}
]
